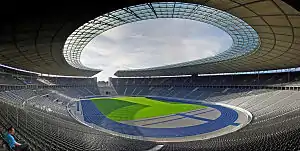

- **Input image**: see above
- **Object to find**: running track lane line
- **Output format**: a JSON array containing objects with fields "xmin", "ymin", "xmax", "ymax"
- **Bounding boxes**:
[
  {"xmin": 141, "ymin": 109, "xmax": 215, "ymax": 126},
  {"xmin": 141, "ymin": 116, "xmax": 186, "ymax": 126},
  {"xmin": 147, "ymin": 145, "xmax": 164, "ymax": 151},
  {"xmin": 177, "ymin": 113, "xmax": 240, "ymax": 126}
]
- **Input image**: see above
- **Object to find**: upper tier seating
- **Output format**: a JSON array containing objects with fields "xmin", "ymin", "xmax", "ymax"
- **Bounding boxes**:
[{"xmin": 111, "ymin": 71, "xmax": 300, "ymax": 87}]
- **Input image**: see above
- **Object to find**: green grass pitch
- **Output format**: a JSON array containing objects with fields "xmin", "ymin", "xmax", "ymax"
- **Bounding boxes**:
[{"xmin": 90, "ymin": 97, "xmax": 207, "ymax": 122}]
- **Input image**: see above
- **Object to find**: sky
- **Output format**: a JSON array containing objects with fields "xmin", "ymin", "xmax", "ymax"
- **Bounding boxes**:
[{"xmin": 80, "ymin": 18, "xmax": 233, "ymax": 81}]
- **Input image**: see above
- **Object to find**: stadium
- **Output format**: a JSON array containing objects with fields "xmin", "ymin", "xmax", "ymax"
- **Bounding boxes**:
[{"xmin": 0, "ymin": 0, "xmax": 300, "ymax": 151}]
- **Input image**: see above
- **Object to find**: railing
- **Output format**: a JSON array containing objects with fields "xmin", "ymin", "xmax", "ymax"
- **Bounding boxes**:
[{"xmin": 113, "ymin": 84, "xmax": 300, "ymax": 91}]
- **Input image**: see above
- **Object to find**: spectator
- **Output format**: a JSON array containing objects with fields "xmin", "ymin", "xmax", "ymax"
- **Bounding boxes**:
[
  {"xmin": 6, "ymin": 126, "xmax": 30, "ymax": 151},
  {"xmin": 0, "ymin": 126, "xmax": 7, "ymax": 140}
]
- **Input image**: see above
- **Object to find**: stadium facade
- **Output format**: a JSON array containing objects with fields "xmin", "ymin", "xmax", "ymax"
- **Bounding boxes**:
[{"xmin": 0, "ymin": 0, "xmax": 300, "ymax": 151}]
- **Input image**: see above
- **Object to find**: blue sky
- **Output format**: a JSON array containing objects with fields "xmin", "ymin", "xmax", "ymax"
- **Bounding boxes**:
[{"xmin": 80, "ymin": 18, "xmax": 232, "ymax": 81}]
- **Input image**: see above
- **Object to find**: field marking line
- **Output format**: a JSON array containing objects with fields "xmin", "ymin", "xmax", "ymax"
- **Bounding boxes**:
[
  {"xmin": 121, "ymin": 108, "xmax": 207, "ymax": 123},
  {"xmin": 141, "ymin": 116, "xmax": 186, "ymax": 126},
  {"xmin": 147, "ymin": 145, "xmax": 164, "ymax": 151},
  {"xmin": 140, "ymin": 109, "xmax": 215, "ymax": 126}
]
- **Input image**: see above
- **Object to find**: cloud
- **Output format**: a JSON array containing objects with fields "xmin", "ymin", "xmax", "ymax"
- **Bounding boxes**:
[{"xmin": 80, "ymin": 18, "xmax": 232, "ymax": 81}]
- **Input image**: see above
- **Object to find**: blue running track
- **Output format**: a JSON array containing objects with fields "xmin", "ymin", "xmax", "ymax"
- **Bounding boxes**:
[{"xmin": 81, "ymin": 96, "xmax": 239, "ymax": 138}]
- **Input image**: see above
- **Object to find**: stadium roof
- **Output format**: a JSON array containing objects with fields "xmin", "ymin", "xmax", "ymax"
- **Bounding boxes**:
[
  {"xmin": 63, "ymin": 2, "xmax": 260, "ymax": 71},
  {"xmin": 0, "ymin": 0, "xmax": 299, "ymax": 77},
  {"xmin": 115, "ymin": 0, "xmax": 300, "ymax": 77}
]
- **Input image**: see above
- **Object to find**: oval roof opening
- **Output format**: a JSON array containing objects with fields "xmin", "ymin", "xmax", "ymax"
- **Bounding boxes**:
[{"xmin": 80, "ymin": 18, "xmax": 232, "ymax": 81}]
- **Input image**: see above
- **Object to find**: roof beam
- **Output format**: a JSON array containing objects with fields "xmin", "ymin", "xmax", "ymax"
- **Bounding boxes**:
[
  {"xmin": 105, "ymin": 13, "xmax": 128, "ymax": 23},
  {"xmin": 147, "ymin": 3, "xmax": 158, "ymax": 18},
  {"xmin": 123, "ymin": 7, "xmax": 142, "ymax": 20},
  {"xmin": 172, "ymin": 2, "xmax": 176, "ymax": 18}
]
